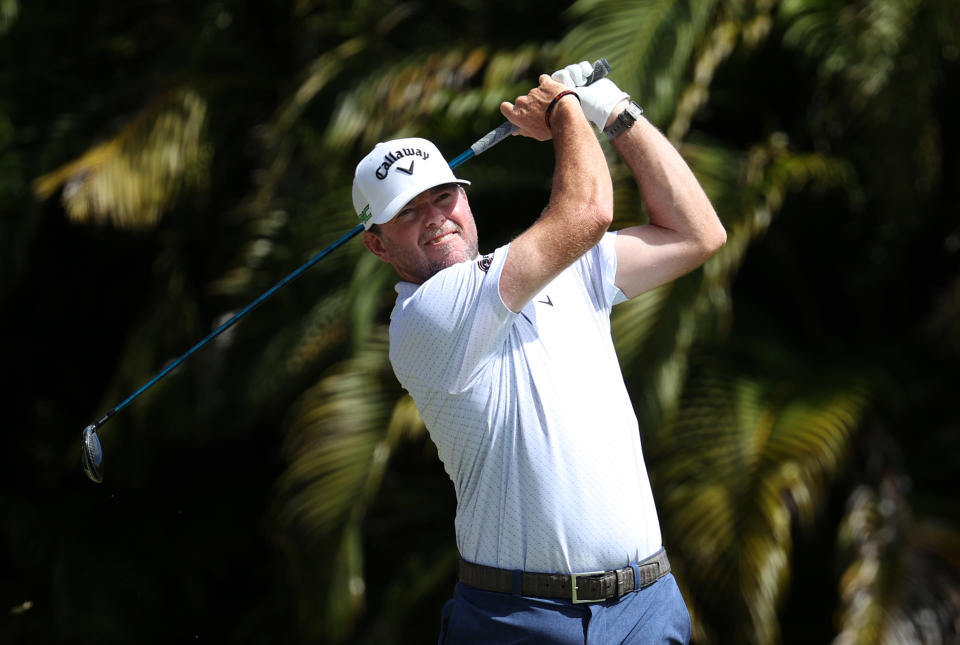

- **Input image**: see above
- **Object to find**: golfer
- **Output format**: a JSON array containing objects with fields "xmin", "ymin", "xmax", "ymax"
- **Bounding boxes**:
[{"xmin": 352, "ymin": 62, "xmax": 726, "ymax": 644}]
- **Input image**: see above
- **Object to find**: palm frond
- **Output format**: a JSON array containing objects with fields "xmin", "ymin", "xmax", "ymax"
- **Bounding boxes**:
[
  {"xmin": 668, "ymin": 0, "xmax": 777, "ymax": 142},
  {"xmin": 32, "ymin": 89, "xmax": 209, "ymax": 229},
  {"xmin": 834, "ymin": 480, "xmax": 960, "ymax": 645},
  {"xmin": 276, "ymin": 332, "xmax": 400, "ymax": 537},
  {"xmin": 612, "ymin": 134, "xmax": 854, "ymax": 438},
  {"xmin": 250, "ymin": 6, "xmax": 418, "ymax": 217},
  {"xmin": 779, "ymin": 0, "xmax": 922, "ymax": 104},
  {"xmin": 833, "ymin": 421, "xmax": 960, "ymax": 645},
  {"xmin": 654, "ymin": 359, "xmax": 871, "ymax": 644},
  {"xmin": 274, "ymin": 330, "xmax": 425, "ymax": 640},
  {"xmin": 272, "ymin": 20, "xmax": 399, "ymax": 141},
  {"xmin": 322, "ymin": 45, "xmax": 548, "ymax": 151},
  {"xmin": 561, "ymin": 0, "xmax": 722, "ymax": 125}
]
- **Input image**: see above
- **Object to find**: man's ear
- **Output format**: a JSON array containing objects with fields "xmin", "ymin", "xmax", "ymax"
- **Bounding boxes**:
[{"xmin": 362, "ymin": 230, "xmax": 390, "ymax": 263}]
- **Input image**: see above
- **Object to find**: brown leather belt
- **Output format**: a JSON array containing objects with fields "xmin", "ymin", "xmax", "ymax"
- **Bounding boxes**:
[{"xmin": 458, "ymin": 549, "xmax": 671, "ymax": 603}]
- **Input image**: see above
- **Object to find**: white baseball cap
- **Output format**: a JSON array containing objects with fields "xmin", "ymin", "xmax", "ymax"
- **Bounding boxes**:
[{"xmin": 352, "ymin": 137, "xmax": 470, "ymax": 230}]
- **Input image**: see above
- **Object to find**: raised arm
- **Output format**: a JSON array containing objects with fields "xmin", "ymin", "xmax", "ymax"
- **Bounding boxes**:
[
  {"xmin": 550, "ymin": 62, "xmax": 726, "ymax": 300},
  {"xmin": 608, "ymin": 107, "xmax": 726, "ymax": 298},
  {"xmin": 496, "ymin": 76, "xmax": 614, "ymax": 313}
]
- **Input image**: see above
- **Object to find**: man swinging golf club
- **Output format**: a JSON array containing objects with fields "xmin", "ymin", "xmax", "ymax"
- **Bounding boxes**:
[{"xmin": 353, "ymin": 62, "xmax": 726, "ymax": 643}]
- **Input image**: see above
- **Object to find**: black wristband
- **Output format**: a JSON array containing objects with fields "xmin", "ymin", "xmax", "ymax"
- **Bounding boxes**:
[{"xmin": 545, "ymin": 90, "xmax": 581, "ymax": 129}]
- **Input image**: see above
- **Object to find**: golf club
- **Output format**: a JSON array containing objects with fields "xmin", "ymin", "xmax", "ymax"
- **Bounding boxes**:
[{"xmin": 81, "ymin": 58, "xmax": 611, "ymax": 483}]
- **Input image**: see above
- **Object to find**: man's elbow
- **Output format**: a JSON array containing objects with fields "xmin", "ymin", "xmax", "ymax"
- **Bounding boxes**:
[
  {"xmin": 576, "ymin": 196, "xmax": 614, "ymax": 240},
  {"xmin": 594, "ymin": 200, "xmax": 615, "ymax": 232},
  {"xmin": 706, "ymin": 221, "xmax": 727, "ymax": 253},
  {"xmin": 590, "ymin": 176, "xmax": 615, "ymax": 232},
  {"xmin": 697, "ymin": 210, "xmax": 727, "ymax": 258}
]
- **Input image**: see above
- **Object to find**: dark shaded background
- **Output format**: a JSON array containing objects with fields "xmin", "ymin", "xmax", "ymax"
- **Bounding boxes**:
[{"xmin": 2, "ymin": 1, "xmax": 958, "ymax": 643}]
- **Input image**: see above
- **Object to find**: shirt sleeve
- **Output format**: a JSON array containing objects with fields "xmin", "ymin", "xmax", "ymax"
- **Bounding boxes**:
[
  {"xmin": 389, "ymin": 245, "xmax": 517, "ymax": 394},
  {"xmin": 577, "ymin": 231, "xmax": 627, "ymax": 310},
  {"xmin": 605, "ymin": 232, "xmax": 630, "ymax": 306}
]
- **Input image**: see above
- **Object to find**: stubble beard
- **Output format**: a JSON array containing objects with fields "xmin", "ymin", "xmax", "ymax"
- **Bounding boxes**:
[
  {"xmin": 392, "ymin": 227, "xmax": 479, "ymax": 284},
  {"xmin": 419, "ymin": 231, "xmax": 479, "ymax": 282}
]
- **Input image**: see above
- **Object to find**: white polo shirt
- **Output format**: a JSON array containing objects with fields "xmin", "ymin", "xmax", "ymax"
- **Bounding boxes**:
[{"xmin": 388, "ymin": 232, "xmax": 662, "ymax": 574}]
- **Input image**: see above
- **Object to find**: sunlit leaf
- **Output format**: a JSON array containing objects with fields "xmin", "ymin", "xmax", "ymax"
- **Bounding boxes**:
[
  {"xmin": 653, "ymin": 359, "xmax": 871, "ymax": 644},
  {"xmin": 613, "ymin": 133, "xmax": 854, "ymax": 439},
  {"xmin": 273, "ymin": 330, "xmax": 425, "ymax": 640},
  {"xmin": 322, "ymin": 47, "xmax": 549, "ymax": 150},
  {"xmin": 561, "ymin": 0, "xmax": 722, "ymax": 125},
  {"xmin": 32, "ymin": 89, "xmax": 209, "ymax": 229},
  {"xmin": 835, "ymin": 473, "xmax": 960, "ymax": 645}
]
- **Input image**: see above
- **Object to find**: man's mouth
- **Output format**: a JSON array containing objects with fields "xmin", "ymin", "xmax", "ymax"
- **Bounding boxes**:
[{"xmin": 424, "ymin": 230, "xmax": 458, "ymax": 246}]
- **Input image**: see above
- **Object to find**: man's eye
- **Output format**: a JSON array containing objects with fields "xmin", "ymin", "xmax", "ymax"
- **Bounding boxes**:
[{"xmin": 398, "ymin": 209, "xmax": 414, "ymax": 218}]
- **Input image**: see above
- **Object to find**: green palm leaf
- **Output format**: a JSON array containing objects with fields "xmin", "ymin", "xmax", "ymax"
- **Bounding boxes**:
[
  {"xmin": 653, "ymin": 358, "xmax": 871, "ymax": 644},
  {"xmin": 322, "ymin": 45, "xmax": 549, "ymax": 150},
  {"xmin": 612, "ymin": 134, "xmax": 854, "ymax": 438},
  {"xmin": 274, "ymin": 330, "xmax": 425, "ymax": 641},
  {"xmin": 780, "ymin": 0, "xmax": 922, "ymax": 104},
  {"xmin": 33, "ymin": 89, "xmax": 210, "ymax": 229},
  {"xmin": 561, "ymin": 0, "xmax": 722, "ymax": 125}
]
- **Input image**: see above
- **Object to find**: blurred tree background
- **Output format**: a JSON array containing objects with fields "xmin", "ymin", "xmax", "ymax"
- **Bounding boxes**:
[{"xmin": 2, "ymin": 0, "xmax": 958, "ymax": 643}]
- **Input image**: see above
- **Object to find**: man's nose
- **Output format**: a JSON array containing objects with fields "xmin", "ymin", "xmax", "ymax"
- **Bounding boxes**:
[{"xmin": 422, "ymin": 203, "xmax": 446, "ymax": 227}]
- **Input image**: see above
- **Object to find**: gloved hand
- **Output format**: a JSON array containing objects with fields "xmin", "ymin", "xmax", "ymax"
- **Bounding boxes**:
[{"xmin": 551, "ymin": 61, "xmax": 629, "ymax": 130}]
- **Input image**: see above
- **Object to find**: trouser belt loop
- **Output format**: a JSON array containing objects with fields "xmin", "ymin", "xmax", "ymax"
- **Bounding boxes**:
[
  {"xmin": 629, "ymin": 562, "xmax": 641, "ymax": 593},
  {"xmin": 511, "ymin": 569, "xmax": 522, "ymax": 596}
]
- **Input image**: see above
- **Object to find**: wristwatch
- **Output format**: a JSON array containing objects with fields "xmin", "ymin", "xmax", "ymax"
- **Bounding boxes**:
[{"xmin": 603, "ymin": 100, "xmax": 643, "ymax": 139}]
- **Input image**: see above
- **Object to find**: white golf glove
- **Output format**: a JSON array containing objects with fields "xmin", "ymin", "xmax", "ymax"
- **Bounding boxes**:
[{"xmin": 551, "ymin": 61, "xmax": 629, "ymax": 130}]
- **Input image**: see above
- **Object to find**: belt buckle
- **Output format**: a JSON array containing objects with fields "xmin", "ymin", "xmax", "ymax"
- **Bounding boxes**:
[{"xmin": 570, "ymin": 570, "xmax": 605, "ymax": 604}]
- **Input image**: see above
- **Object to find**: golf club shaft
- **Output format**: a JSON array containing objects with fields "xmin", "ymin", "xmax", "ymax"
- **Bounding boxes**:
[
  {"xmin": 90, "ymin": 223, "xmax": 363, "ymax": 430},
  {"xmin": 85, "ymin": 57, "xmax": 611, "ymax": 432}
]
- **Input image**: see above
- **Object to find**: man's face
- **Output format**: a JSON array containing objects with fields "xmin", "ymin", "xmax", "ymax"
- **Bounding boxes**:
[{"xmin": 362, "ymin": 184, "xmax": 479, "ymax": 284}]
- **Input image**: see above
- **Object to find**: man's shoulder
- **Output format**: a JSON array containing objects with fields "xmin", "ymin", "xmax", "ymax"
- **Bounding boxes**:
[
  {"xmin": 396, "ymin": 250, "xmax": 503, "ymax": 304},
  {"xmin": 391, "ymin": 253, "xmax": 495, "ymax": 326}
]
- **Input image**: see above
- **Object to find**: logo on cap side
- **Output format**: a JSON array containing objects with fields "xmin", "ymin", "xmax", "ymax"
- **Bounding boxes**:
[
  {"xmin": 375, "ymin": 147, "xmax": 430, "ymax": 180},
  {"xmin": 358, "ymin": 204, "xmax": 371, "ymax": 224}
]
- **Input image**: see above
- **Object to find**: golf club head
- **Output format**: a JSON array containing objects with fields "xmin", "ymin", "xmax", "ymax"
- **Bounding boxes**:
[{"xmin": 82, "ymin": 424, "xmax": 104, "ymax": 483}]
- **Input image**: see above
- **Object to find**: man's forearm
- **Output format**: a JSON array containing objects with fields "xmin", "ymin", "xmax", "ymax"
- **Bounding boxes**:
[
  {"xmin": 611, "ymin": 113, "xmax": 724, "ymax": 250},
  {"xmin": 497, "ymin": 76, "xmax": 615, "ymax": 311},
  {"xmin": 545, "ymin": 97, "xmax": 614, "ymax": 245},
  {"xmin": 603, "ymin": 106, "xmax": 726, "ymax": 298}
]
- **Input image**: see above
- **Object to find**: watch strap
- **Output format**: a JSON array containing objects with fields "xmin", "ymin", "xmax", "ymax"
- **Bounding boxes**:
[{"xmin": 603, "ymin": 101, "xmax": 643, "ymax": 139}]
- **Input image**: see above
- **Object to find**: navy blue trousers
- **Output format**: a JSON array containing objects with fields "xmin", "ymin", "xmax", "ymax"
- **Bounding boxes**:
[{"xmin": 438, "ymin": 573, "xmax": 691, "ymax": 644}]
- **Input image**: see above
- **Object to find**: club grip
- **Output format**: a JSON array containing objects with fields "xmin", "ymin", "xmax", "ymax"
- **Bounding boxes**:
[
  {"xmin": 469, "ymin": 58, "xmax": 611, "ymax": 156},
  {"xmin": 585, "ymin": 58, "xmax": 612, "ymax": 85},
  {"xmin": 470, "ymin": 121, "xmax": 518, "ymax": 156}
]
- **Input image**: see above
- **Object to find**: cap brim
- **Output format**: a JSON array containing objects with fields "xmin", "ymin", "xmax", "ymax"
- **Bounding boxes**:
[{"xmin": 371, "ymin": 178, "xmax": 471, "ymax": 227}]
